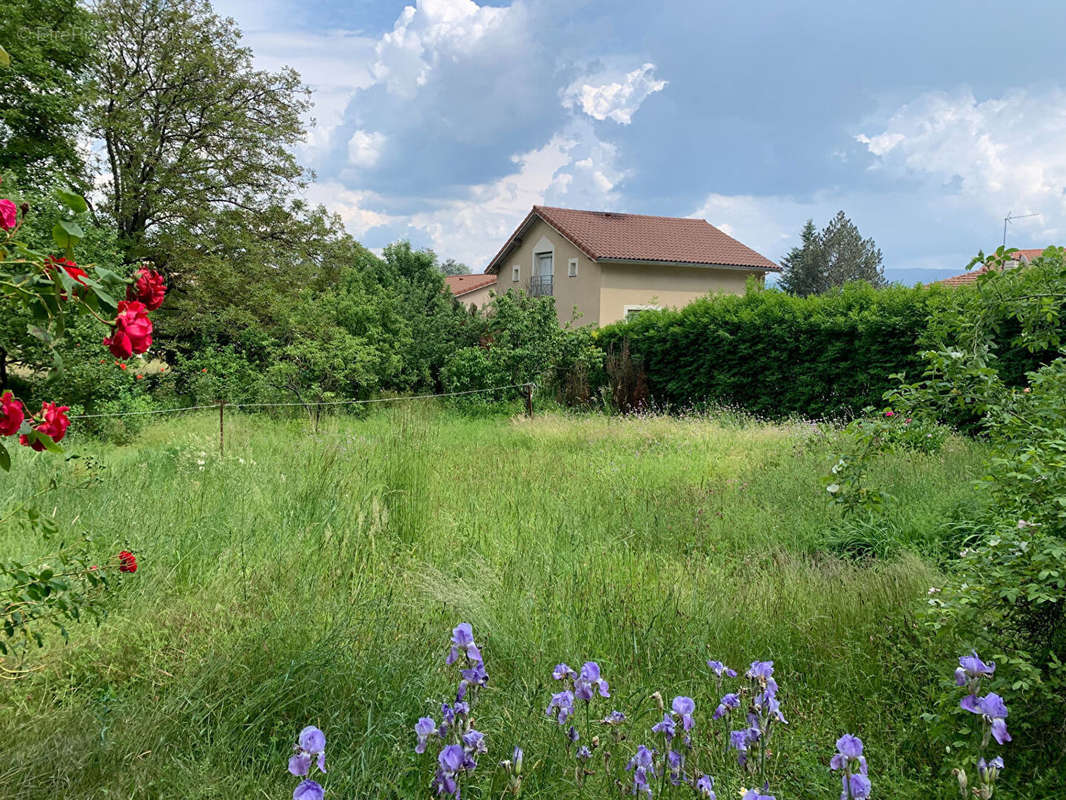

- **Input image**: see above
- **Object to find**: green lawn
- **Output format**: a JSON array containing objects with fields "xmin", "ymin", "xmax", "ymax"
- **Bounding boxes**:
[{"xmin": 0, "ymin": 407, "xmax": 987, "ymax": 799}]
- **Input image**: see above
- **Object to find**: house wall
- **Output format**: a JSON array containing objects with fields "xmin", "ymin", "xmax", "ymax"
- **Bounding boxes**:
[
  {"xmin": 598, "ymin": 262, "xmax": 762, "ymax": 325},
  {"xmin": 454, "ymin": 283, "xmax": 497, "ymax": 310},
  {"xmin": 495, "ymin": 217, "xmax": 602, "ymax": 326}
]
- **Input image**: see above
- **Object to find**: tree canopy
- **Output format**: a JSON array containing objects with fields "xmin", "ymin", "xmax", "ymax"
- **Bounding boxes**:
[
  {"xmin": 90, "ymin": 0, "xmax": 310, "ymax": 262},
  {"xmin": 779, "ymin": 211, "xmax": 885, "ymax": 296}
]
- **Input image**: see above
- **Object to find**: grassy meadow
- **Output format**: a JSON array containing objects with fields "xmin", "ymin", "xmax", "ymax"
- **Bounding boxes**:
[{"xmin": 0, "ymin": 406, "xmax": 989, "ymax": 799}]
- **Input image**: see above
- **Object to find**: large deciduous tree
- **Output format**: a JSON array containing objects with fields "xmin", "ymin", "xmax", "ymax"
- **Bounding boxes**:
[
  {"xmin": 90, "ymin": 0, "xmax": 310, "ymax": 261},
  {"xmin": 0, "ymin": 0, "xmax": 95, "ymax": 188},
  {"xmin": 779, "ymin": 211, "xmax": 885, "ymax": 296}
]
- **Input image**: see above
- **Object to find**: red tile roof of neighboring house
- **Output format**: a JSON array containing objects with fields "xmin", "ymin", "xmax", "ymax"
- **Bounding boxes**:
[
  {"xmin": 937, "ymin": 247, "xmax": 1051, "ymax": 287},
  {"xmin": 484, "ymin": 205, "xmax": 780, "ymax": 274},
  {"xmin": 444, "ymin": 273, "xmax": 498, "ymax": 297}
]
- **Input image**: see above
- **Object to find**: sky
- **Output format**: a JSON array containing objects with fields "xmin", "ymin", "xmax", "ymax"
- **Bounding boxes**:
[{"xmin": 212, "ymin": 0, "xmax": 1066, "ymax": 284}]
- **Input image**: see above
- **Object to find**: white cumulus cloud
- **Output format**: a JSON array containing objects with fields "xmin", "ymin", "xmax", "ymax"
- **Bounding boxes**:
[
  {"xmin": 371, "ymin": 0, "xmax": 515, "ymax": 98},
  {"xmin": 855, "ymin": 87, "xmax": 1066, "ymax": 240},
  {"xmin": 347, "ymin": 129, "xmax": 387, "ymax": 167},
  {"xmin": 561, "ymin": 63, "xmax": 667, "ymax": 124}
]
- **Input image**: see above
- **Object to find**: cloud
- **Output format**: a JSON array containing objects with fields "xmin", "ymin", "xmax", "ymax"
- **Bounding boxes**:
[
  {"xmin": 855, "ymin": 87, "xmax": 1066, "ymax": 240},
  {"xmin": 371, "ymin": 0, "xmax": 514, "ymax": 98},
  {"xmin": 347, "ymin": 129, "xmax": 387, "ymax": 167},
  {"xmin": 404, "ymin": 120, "xmax": 626, "ymax": 267},
  {"xmin": 561, "ymin": 63, "xmax": 667, "ymax": 124}
]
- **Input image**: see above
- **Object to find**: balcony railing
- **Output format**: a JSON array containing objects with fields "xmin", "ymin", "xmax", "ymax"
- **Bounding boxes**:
[{"xmin": 530, "ymin": 275, "xmax": 553, "ymax": 297}]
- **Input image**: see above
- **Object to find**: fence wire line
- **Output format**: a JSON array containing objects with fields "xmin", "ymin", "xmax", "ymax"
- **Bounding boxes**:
[{"xmin": 68, "ymin": 383, "xmax": 535, "ymax": 420}]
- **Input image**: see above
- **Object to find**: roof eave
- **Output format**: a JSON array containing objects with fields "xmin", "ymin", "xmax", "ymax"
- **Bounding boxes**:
[{"xmin": 596, "ymin": 257, "xmax": 780, "ymax": 272}]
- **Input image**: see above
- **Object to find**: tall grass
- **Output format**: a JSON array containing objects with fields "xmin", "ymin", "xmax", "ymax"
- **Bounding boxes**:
[{"xmin": 0, "ymin": 407, "xmax": 986, "ymax": 798}]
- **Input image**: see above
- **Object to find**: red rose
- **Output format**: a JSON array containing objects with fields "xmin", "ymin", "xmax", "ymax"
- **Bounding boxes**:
[
  {"xmin": 0, "ymin": 198, "xmax": 17, "ymax": 230},
  {"xmin": 0, "ymin": 391, "xmax": 24, "ymax": 436},
  {"xmin": 127, "ymin": 268, "xmax": 166, "ymax": 311},
  {"xmin": 103, "ymin": 300, "xmax": 153, "ymax": 359},
  {"xmin": 118, "ymin": 550, "xmax": 137, "ymax": 573},
  {"xmin": 44, "ymin": 255, "xmax": 89, "ymax": 286},
  {"xmin": 19, "ymin": 401, "xmax": 71, "ymax": 451}
]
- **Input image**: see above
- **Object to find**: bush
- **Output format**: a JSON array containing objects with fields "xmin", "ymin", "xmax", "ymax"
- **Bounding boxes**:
[{"xmin": 596, "ymin": 278, "xmax": 1060, "ymax": 419}]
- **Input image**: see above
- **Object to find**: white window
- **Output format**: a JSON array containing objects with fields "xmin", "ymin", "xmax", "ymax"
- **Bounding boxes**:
[
  {"xmin": 624, "ymin": 304, "xmax": 661, "ymax": 321},
  {"xmin": 535, "ymin": 251, "xmax": 553, "ymax": 276},
  {"xmin": 512, "ymin": 264, "xmax": 520, "ymax": 282},
  {"xmin": 568, "ymin": 257, "xmax": 578, "ymax": 277}
]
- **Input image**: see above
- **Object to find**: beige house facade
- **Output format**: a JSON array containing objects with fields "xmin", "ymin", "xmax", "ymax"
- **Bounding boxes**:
[
  {"xmin": 443, "ymin": 273, "xmax": 498, "ymax": 310},
  {"xmin": 484, "ymin": 206, "xmax": 780, "ymax": 326}
]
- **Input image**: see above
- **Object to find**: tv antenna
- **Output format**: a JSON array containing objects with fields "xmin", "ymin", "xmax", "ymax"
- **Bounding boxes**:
[{"xmin": 1003, "ymin": 211, "xmax": 1040, "ymax": 247}]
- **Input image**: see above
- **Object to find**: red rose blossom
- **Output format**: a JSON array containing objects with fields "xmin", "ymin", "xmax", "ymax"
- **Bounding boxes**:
[
  {"xmin": 44, "ymin": 255, "xmax": 89, "ymax": 286},
  {"xmin": 0, "ymin": 391, "xmax": 24, "ymax": 436},
  {"xmin": 0, "ymin": 198, "xmax": 17, "ymax": 230},
  {"xmin": 118, "ymin": 550, "xmax": 137, "ymax": 573},
  {"xmin": 19, "ymin": 401, "xmax": 71, "ymax": 451},
  {"xmin": 103, "ymin": 300, "xmax": 153, "ymax": 359},
  {"xmin": 127, "ymin": 267, "xmax": 166, "ymax": 310}
]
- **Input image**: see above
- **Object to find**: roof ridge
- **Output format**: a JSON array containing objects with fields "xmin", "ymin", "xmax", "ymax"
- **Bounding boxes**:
[{"xmin": 534, "ymin": 204, "xmax": 707, "ymax": 223}]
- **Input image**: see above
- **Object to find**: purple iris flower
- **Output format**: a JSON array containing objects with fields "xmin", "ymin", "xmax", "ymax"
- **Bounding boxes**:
[
  {"xmin": 547, "ymin": 690, "xmax": 575, "ymax": 724},
  {"xmin": 439, "ymin": 744, "xmax": 466, "ymax": 774},
  {"xmin": 960, "ymin": 693, "xmax": 1011, "ymax": 744},
  {"xmin": 842, "ymin": 773, "xmax": 872, "ymax": 800},
  {"xmin": 603, "ymin": 710, "xmax": 627, "ymax": 725},
  {"xmin": 652, "ymin": 712, "xmax": 677, "ymax": 739},
  {"xmin": 567, "ymin": 726, "xmax": 580, "ymax": 743},
  {"xmin": 707, "ymin": 660, "xmax": 737, "ymax": 678},
  {"xmin": 461, "ymin": 660, "xmax": 489, "ymax": 687},
  {"xmin": 553, "ymin": 663, "xmax": 577, "ymax": 680},
  {"xmin": 415, "ymin": 717, "xmax": 437, "ymax": 755},
  {"xmin": 741, "ymin": 790, "xmax": 775, "ymax": 800},
  {"xmin": 447, "ymin": 623, "xmax": 482, "ymax": 665},
  {"xmin": 672, "ymin": 696, "xmax": 696, "ymax": 731},
  {"xmin": 759, "ymin": 692, "xmax": 787, "ymax": 725},
  {"xmin": 298, "ymin": 727, "xmax": 325, "ymax": 755},
  {"xmin": 463, "ymin": 729, "xmax": 487, "ymax": 755},
  {"xmin": 955, "ymin": 651, "xmax": 995, "ymax": 686},
  {"xmin": 288, "ymin": 752, "xmax": 312, "ymax": 777},
  {"xmin": 713, "ymin": 693, "xmax": 741, "ymax": 719},
  {"xmin": 830, "ymin": 734, "xmax": 868, "ymax": 776},
  {"xmin": 667, "ymin": 749, "xmax": 685, "ymax": 785},
  {"xmin": 695, "ymin": 774, "xmax": 716, "ymax": 798},
  {"xmin": 626, "ymin": 745, "xmax": 656, "ymax": 797},
  {"xmin": 290, "ymin": 726, "xmax": 326, "ymax": 775},
  {"xmin": 293, "ymin": 780, "xmax": 324, "ymax": 800},
  {"xmin": 746, "ymin": 661, "xmax": 774, "ymax": 682},
  {"xmin": 574, "ymin": 661, "xmax": 609, "ymax": 700},
  {"xmin": 627, "ymin": 745, "xmax": 656, "ymax": 772},
  {"xmin": 576, "ymin": 745, "xmax": 592, "ymax": 761}
]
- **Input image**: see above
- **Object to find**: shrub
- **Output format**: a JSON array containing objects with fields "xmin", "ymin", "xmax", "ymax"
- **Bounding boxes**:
[{"xmin": 596, "ymin": 278, "xmax": 1060, "ymax": 419}]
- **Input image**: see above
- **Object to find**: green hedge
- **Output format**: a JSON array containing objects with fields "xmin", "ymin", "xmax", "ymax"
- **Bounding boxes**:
[{"xmin": 595, "ymin": 280, "xmax": 1052, "ymax": 419}]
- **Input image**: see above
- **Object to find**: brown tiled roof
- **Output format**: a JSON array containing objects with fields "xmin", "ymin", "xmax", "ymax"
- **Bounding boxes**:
[
  {"xmin": 444, "ymin": 273, "xmax": 497, "ymax": 297},
  {"xmin": 937, "ymin": 247, "xmax": 1050, "ymax": 287},
  {"xmin": 485, "ymin": 205, "xmax": 779, "ymax": 273}
]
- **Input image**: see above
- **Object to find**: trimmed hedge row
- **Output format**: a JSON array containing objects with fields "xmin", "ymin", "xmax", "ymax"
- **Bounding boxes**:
[{"xmin": 595, "ymin": 281, "xmax": 1049, "ymax": 419}]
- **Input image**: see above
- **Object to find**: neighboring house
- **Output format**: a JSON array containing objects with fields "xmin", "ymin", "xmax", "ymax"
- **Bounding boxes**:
[
  {"xmin": 483, "ymin": 205, "xmax": 780, "ymax": 326},
  {"xmin": 443, "ymin": 273, "xmax": 498, "ymax": 309},
  {"xmin": 938, "ymin": 248, "xmax": 1049, "ymax": 287}
]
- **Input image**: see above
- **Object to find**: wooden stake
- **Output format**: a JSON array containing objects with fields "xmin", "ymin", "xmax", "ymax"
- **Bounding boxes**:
[
  {"xmin": 525, "ymin": 383, "xmax": 534, "ymax": 418},
  {"xmin": 219, "ymin": 400, "xmax": 225, "ymax": 456}
]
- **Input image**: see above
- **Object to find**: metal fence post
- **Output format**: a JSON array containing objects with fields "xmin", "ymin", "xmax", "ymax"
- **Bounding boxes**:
[{"xmin": 219, "ymin": 400, "xmax": 225, "ymax": 456}]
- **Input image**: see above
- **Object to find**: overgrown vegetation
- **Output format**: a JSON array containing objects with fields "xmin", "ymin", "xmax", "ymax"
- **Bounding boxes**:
[{"xmin": 0, "ymin": 408, "xmax": 1015, "ymax": 798}]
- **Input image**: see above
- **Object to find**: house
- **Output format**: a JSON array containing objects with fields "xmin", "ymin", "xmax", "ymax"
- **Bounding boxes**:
[
  {"xmin": 443, "ymin": 273, "xmax": 498, "ymax": 309},
  {"xmin": 483, "ymin": 205, "xmax": 780, "ymax": 326},
  {"xmin": 938, "ymin": 248, "xmax": 1049, "ymax": 287}
]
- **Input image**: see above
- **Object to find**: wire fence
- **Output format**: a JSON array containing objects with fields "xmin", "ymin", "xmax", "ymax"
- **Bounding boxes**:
[
  {"xmin": 66, "ymin": 382, "xmax": 538, "ymax": 454},
  {"xmin": 68, "ymin": 383, "xmax": 535, "ymax": 420}
]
